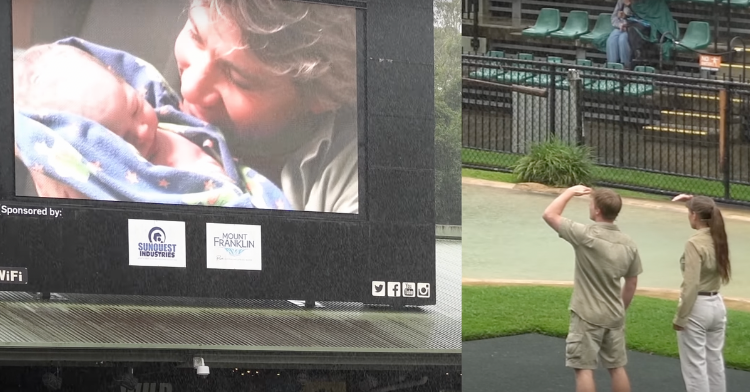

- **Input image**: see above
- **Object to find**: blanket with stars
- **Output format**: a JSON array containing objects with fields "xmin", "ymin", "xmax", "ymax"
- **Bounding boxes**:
[{"xmin": 14, "ymin": 37, "xmax": 290, "ymax": 210}]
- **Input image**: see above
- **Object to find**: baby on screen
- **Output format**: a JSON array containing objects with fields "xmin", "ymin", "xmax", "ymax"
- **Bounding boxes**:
[{"xmin": 13, "ymin": 43, "xmax": 230, "ymax": 182}]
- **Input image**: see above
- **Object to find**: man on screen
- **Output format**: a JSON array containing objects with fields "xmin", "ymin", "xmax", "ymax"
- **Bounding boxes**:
[
  {"xmin": 173, "ymin": 0, "xmax": 359, "ymax": 214},
  {"xmin": 542, "ymin": 186, "xmax": 642, "ymax": 392}
]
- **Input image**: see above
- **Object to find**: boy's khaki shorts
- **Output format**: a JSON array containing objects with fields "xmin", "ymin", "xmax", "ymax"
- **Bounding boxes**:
[{"xmin": 565, "ymin": 311, "xmax": 627, "ymax": 370}]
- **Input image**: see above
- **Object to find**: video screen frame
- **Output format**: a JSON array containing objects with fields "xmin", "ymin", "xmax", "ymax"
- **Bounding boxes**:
[
  {"xmin": 0, "ymin": 0, "xmax": 437, "ymax": 306},
  {"xmin": 3, "ymin": 0, "xmax": 367, "ymax": 220}
]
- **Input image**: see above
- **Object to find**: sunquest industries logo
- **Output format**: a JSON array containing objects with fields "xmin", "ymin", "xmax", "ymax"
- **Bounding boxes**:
[
  {"xmin": 213, "ymin": 232, "xmax": 254, "ymax": 258},
  {"xmin": 138, "ymin": 227, "xmax": 177, "ymax": 258}
]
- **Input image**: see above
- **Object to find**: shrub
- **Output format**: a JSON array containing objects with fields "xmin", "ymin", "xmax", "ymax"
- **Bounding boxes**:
[{"xmin": 513, "ymin": 138, "xmax": 595, "ymax": 187}]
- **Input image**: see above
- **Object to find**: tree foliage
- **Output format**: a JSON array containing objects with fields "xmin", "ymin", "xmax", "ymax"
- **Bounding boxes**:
[{"xmin": 433, "ymin": 0, "xmax": 461, "ymax": 225}]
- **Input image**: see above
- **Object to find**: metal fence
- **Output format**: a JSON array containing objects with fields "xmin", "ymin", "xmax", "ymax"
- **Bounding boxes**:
[{"xmin": 462, "ymin": 53, "xmax": 750, "ymax": 204}]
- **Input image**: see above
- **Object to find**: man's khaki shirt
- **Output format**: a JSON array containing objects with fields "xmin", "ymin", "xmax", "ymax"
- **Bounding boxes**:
[{"xmin": 559, "ymin": 217, "xmax": 643, "ymax": 329}]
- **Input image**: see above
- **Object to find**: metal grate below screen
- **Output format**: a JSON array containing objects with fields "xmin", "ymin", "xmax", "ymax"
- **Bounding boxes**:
[{"xmin": 0, "ymin": 241, "xmax": 461, "ymax": 355}]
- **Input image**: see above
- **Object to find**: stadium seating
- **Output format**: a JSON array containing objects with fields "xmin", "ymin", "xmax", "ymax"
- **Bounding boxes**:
[
  {"xmin": 468, "ymin": 50, "xmax": 505, "ymax": 80},
  {"xmin": 469, "ymin": 48, "xmax": 658, "ymax": 97},
  {"xmin": 580, "ymin": 13, "xmax": 615, "ymax": 44},
  {"xmin": 496, "ymin": 53, "xmax": 535, "ymax": 83},
  {"xmin": 521, "ymin": 8, "xmax": 561, "ymax": 37},
  {"xmin": 725, "ymin": 0, "xmax": 750, "ymax": 8},
  {"xmin": 623, "ymin": 66, "xmax": 656, "ymax": 96},
  {"xmin": 527, "ymin": 57, "xmax": 564, "ymax": 86},
  {"xmin": 667, "ymin": 0, "xmax": 749, "ymax": 7},
  {"xmin": 556, "ymin": 59, "xmax": 595, "ymax": 90},
  {"xmin": 585, "ymin": 62, "xmax": 625, "ymax": 93},
  {"xmin": 550, "ymin": 10, "xmax": 590, "ymax": 40},
  {"xmin": 676, "ymin": 21, "xmax": 711, "ymax": 52}
]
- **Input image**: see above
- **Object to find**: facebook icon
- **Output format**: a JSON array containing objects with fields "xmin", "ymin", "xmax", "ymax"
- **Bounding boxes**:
[{"xmin": 387, "ymin": 282, "xmax": 401, "ymax": 297}]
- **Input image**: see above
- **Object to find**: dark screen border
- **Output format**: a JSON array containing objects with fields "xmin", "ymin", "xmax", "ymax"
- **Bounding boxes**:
[{"xmin": 0, "ymin": 0, "xmax": 367, "ymax": 222}]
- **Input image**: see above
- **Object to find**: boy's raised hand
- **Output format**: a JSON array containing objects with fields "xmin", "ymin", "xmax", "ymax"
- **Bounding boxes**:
[{"xmin": 567, "ymin": 185, "xmax": 592, "ymax": 196}]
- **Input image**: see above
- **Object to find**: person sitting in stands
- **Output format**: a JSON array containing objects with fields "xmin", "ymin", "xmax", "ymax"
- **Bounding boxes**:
[{"xmin": 607, "ymin": 0, "xmax": 634, "ymax": 69}]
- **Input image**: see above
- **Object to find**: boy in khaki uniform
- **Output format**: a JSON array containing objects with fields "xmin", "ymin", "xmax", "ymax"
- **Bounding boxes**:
[{"xmin": 543, "ymin": 186, "xmax": 643, "ymax": 392}]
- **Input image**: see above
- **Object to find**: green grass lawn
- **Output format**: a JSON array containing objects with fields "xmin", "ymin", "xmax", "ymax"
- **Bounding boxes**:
[
  {"xmin": 462, "ymin": 148, "xmax": 750, "ymax": 202},
  {"xmin": 463, "ymin": 285, "xmax": 750, "ymax": 371}
]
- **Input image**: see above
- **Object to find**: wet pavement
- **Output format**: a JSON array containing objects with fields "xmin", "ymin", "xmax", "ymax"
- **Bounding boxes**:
[
  {"xmin": 463, "ymin": 182, "xmax": 750, "ymax": 299},
  {"xmin": 463, "ymin": 334, "xmax": 750, "ymax": 392}
]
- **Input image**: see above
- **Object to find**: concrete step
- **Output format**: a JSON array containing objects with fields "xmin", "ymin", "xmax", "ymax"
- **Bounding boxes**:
[
  {"xmin": 642, "ymin": 124, "xmax": 713, "ymax": 137},
  {"xmin": 657, "ymin": 110, "xmax": 721, "ymax": 129},
  {"xmin": 672, "ymin": 92, "xmax": 745, "ymax": 113}
]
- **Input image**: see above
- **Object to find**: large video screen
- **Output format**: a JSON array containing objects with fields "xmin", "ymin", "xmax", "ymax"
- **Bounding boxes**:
[
  {"xmin": 1, "ymin": 0, "xmax": 436, "ymax": 306},
  {"xmin": 12, "ymin": 0, "xmax": 359, "ymax": 214}
]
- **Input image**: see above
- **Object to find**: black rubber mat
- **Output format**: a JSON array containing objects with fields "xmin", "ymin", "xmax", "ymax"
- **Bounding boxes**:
[{"xmin": 463, "ymin": 334, "xmax": 750, "ymax": 392}]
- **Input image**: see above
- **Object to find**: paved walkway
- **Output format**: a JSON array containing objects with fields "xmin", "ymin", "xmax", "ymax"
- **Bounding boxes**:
[
  {"xmin": 463, "ymin": 178, "xmax": 750, "ymax": 300},
  {"xmin": 463, "ymin": 334, "xmax": 750, "ymax": 392},
  {"xmin": 463, "ymin": 177, "xmax": 750, "ymax": 221}
]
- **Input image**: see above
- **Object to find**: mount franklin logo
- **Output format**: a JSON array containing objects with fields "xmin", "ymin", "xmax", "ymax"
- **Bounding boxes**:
[
  {"xmin": 138, "ymin": 227, "xmax": 177, "ymax": 258},
  {"xmin": 205, "ymin": 223, "xmax": 261, "ymax": 271},
  {"xmin": 213, "ymin": 232, "xmax": 255, "ymax": 257}
]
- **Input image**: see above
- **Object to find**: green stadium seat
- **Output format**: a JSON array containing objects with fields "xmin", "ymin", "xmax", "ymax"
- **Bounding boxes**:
[
  {"xmin": 676, "ymin": 21, "xmax": 711, "ymax": 52},
  {"xmin": 580, "ymin": 13, "xmax": 615, "ymax": 44},
  {"xmin": 585, "ymin": 62, "xmax": 624, "ymax": 93},
  {"xmin": 556, "ymin": 59, "xmax": 594, "ymax": 90},
  {"xmin": 623, "ymin": 66, "xmax": 656, "ymax": 96},
  {"xmin": 723, "ymin": 0, "xmax": 750, "ymax": 7},
  {"xmin": 521, "ymin": 8, "xmax": 561, "ymax": 37},
  {"xmin": 469, "ymin": 50, "xmax": 505, "ymax": 80},
  {"xmin": 527, "ymin": 57, "xmax": 564, "ymax": 86},
  {"xmin": 634, "ymin": 65, "xmax": 656, "ymax": 73},
  {"xmin": 468, "ymin": 68, "xmax": 500, "ymax": 80},
  {"xmin": 496, "ymin": 53, "xmax": 535, "ymax": 84},
  {"xmin": 550, "ymin": 11, "xmax": 590, "ymax": 40}
]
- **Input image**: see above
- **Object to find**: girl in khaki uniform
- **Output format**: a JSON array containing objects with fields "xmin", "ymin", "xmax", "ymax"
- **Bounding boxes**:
[{"xmin": 671, "ymin": 194, "xmax": 731, "ymax": 392}]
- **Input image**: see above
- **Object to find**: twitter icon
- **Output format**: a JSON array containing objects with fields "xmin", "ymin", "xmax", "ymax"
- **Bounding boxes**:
[{"xmin": 372, "ymin": 281, "xmax": 385, "ymax": 297}]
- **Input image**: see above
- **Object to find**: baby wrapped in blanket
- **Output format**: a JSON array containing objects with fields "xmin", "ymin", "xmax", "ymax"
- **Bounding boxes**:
[{"xmin": 14, "ymin": 43, "xmax": 290, "ymax": 210}]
